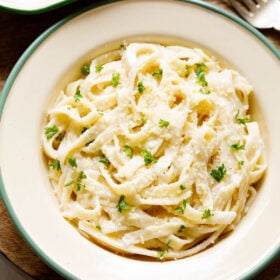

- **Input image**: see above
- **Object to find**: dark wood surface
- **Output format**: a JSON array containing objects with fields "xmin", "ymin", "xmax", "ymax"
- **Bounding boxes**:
[{"xmin": 0, "ymin": 0, "xmax": 279, "ymax": 279}]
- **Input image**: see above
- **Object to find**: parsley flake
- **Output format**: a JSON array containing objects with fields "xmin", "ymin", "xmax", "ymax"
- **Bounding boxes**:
[
  {"xmin": 112, "ymin": 72, "xmax": 120, "ymax": 87},
  {"xmin": 138, "ymin": 118, "xmax": 147, "ymax": 125},
  {"xmin": 45, "ymin": 125, "xmax": 59, "ymax": 139},
  {"xmin": 239, "ymin": 160, "xmax": 245, "ymax": 166},
  {"xmin": 152, "ymin": 68, "xmax": 163, "ymax": 78},
  {"xmin": 235, "ymin": 110, "xmax": 250, "ymax": 126},
  {"xmin": 140, "ymin": 149, "xmax": 157, "ymax": 166},
  {"xmin": 76, "ymin": 183, "xmax": 85, "ymax": 191},
  {"xmin": 159, "ymin": 119, "xmax": 170, "ymax": 128},
  {"xmin": 210, "ymin": 164, "xmax": 227, "ymax": 182},
  {"xmin": 95, "ymin": 65, "xmax": 103, "ymax": 73},
  {"xmin": 199, "ymin": 88, "xmax": 211, "ymax": 95},
  {"xmin": 48, "ymin": 160, "xmax": 61, "ymax": 171},
  {"xmin": 123, "ymin": 145, "xmax": 134, "ymax": 159},
  {"xmin": 116, "ymin": 195, "xmax": 131, "ymax": 212},
  {"xmin": 195, "ymin": 62, "xmax": 208, "ymax": 87},
  {"xmin": 158, "ymin": 239, "xmax": 172, "ymax": 260},
  {"xmin": 178, "ymin": 225, "xmax": 186, "ymax": 233},
  {"xmin": 74, "ymin": 90, "xmax": 83, "ymax": 102},
  {"xmin": 98, "ymin": 156, "xmax": 109, "ymax": 166},
  {"xmin": 202, "ymin": 209, "xmax": 214, "ymax": 219},
  {"xmin": 137, "ymin": 81, "xmax": 145, "ymax": 94},
  {"xmin": 185, "ymin": 64, "xmax": 191, "ymax": 77},
  {"xmin": 179, "ymin": 185, "xmax": 186, "ymax": 191},
  {"xmin": 81, "ymin": 64, "xmax": 90, "ymax": 76},
  {"xmin": 230, "ymin": 141, "xmax": 245, "ymax": 151},
  {"xmin": 65, "ymin": 171, "xmax": 87, "ymax": 191},
  {"xmin": 68, "ymin": 157, "xmax": 77, "ymax": 168},
  {"xmin": 175, "ymin": 199, "xmax": 188, "ymax": 214},
  {"xmin": 78, "ymin": 171, "xmax": 87, "ymax": 180}
]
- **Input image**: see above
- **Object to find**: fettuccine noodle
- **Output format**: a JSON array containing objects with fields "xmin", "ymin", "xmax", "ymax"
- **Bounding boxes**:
[{"xmin": 42, "ymin": 43, "xmax": 266, "ymax": 260}]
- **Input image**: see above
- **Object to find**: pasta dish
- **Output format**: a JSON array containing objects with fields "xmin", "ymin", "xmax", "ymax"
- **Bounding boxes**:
[{"xmin": 42, "ymin": 43, "xmax": 266, "ymax": 260}]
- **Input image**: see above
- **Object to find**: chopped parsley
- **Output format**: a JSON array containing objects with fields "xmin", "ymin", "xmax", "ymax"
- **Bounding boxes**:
[
  {"xmin": 64, "ymin": 180, "xmax": 76, "ymax": 187},
  {"xmin": 74, "ymin": 90, "xmax": 83, "ymax": 102},
  {"xmin": 185, "ymin": 64, "xmax": 191, "ymax": 76},
  {"xmin": 137, "ymin": 81, "xmax": 145, "ymax": 94},
  {"xmin": 65, "ymin": 171, "xmax": 87, "ymax": 191},
  {"xmin": 48, "ymin": 160, "xmax": 61, "ymax": 171},
  {"xmin": 45, "ymin": 125, "xmax": 59, "ymax": 139},
  {"xmin": 140, "ymin": 149, "xmax": 157, "ymax": 166},
  {"xmin": 81, "ymin": 64, "xmax": 90, "ymax": 76},
  {"xmin": 98, "ymin": 155, "xmax": 109, "ymax": 166},
  {"xmin": 138, "ymin": 118, "xmax": 147, "ymax": 125},
  {"xmin": 159, "ymin": 119, "xmax": 170, "ymax": 128},
  {"xmin": 68, "ymin": 157, "xmax": 77, "ymax": 168},
  {"xmin": 158, "ymin": 239, "xmax": 172, "ymax": 260},
  {"xmin": 196, "ymin": 62, "xmax": 208, "ymax": 72},
  {"xmin": 179, "ymin": 185, "xmax": 186, "ymax": 191},
  {"xmin": 239, "ymin": 160, "xmax": 245, "ymax": 166},
  {"xmin": 175, "ymin": 199, "xmax": 188, "ymax": 214},
  {"xmin": 178, "ymin": 225, "xmax": 186, "ymax": 233},
  {"xmin": 152, "ymin": 68, "xmax": 163, "ymax": 77},
  {"xmin": 235, "ymin": 110, "xmax": 250, "ymax": 126},
  {"xmin": 96, "ymin": 225, "xmax": 102, "ymax": 231},
  {"xmin": 123, "ymin": 145, "xmax": 134, "ymax": 159},
  {"xmin": 202, "ymin": 209, "xmax": 214, "ymax": 219},
  {"xmin": 112, "ymin": 72, "xmax": 120, "ymax": 87},
  {"xmin": 199, "ymin": 88, "xmax": 211, "ymax": 95},
  {"xmin": 116, "ymin": 195, "xmax": 131, "ymax": 212},
  {"xmin": 195, "ymin": 62, "xmax": 208, "ymax": 87},
  {"xmin": 210, "ymin": 164, "xmax": 227, "ymax": 182},
  {"xmin": 78, "ymin": 171, "xmax": 87, "ymax": 180},
  {"xmin": 95, "ymin": 65, "xmax": 103, "ymax": 73},
  {"xmin": 230, "ymin": 141, "xmax": 245, "ymax": 151},
  {"xmin": 237, "ymin": 116, "xmax": 250, "ymax": 125}
]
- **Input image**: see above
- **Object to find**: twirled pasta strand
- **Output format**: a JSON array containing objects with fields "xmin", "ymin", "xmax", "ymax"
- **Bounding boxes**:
[{"xmin": 42, "ymin": 43, "xmax": 266, "ymax": 260}]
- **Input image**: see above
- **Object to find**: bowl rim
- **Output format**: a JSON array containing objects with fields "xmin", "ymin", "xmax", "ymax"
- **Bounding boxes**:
[{"xmin": 0, "ymin": 0, "xmax": 279, "ymax": 279}]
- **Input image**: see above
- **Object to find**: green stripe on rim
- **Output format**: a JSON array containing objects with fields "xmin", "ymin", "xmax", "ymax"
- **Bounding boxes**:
[{"xmin": 0, "ymin": 1, "xmax": 279, "ymax": 279}]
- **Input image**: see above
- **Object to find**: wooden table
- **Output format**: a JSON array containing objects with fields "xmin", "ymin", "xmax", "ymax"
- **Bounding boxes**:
[{"xmin": 0, "ymin": 0, "xmax": 279, "ymax": 279}]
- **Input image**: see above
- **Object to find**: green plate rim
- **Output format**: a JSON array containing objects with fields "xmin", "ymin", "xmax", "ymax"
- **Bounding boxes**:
[
  {"xmin": 0, "ymin": 0, "xmax": 77, "ymax": 14},
  {"xmin": 0, "ymin": 0, "xmax": 279, "ymax": 279}
]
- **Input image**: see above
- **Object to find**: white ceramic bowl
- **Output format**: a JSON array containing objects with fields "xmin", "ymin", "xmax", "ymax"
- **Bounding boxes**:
[{"xmin": 0, "ymin": 1, "xmax": 279, "ymax": 279}]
